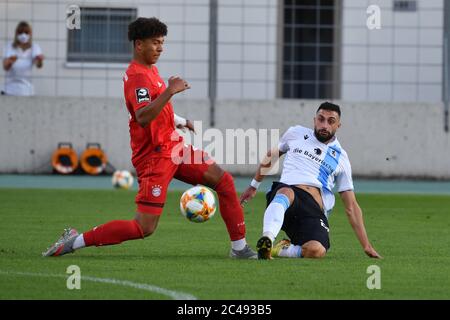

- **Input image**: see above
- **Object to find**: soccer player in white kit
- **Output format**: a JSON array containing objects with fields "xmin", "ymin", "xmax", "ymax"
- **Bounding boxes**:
[{"xmin": 240, "ymin": 102, "xmax": 382, "ymax": 260}]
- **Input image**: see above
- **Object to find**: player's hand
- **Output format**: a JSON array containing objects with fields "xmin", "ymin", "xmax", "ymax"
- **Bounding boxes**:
[
  {"xmin": 240, "ymin": 186, "xmax": 257, "ymax": 207},
  {"xmin": 364, "ymin": 245, "xmax": 382, "ymax": 259},
  {"xmin": 168, "ymin": 76, "xmax": 190, "ymax": 95},
  {"xmin": 9, "ymin": 55, "xmax": 18, "ymax": 63},
  {"xmin": 185, "ymin": 119, "xmax": 195, "ymax": 133},
  {"xmin": 176, "ymin": 119, "xmax": 196, "ymax": 134}
]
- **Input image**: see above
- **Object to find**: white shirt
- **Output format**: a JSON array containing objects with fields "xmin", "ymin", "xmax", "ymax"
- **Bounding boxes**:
[
  {"xmin": 2, "ymin": 42, "xmax": 42, "ymax": 96},
  {"xmin": 278, "ymin": 125, "xmax": 354, "ymax": 217}
]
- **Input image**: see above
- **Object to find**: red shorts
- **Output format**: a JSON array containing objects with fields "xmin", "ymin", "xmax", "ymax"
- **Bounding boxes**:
[{"xmin": 135, "ymin": 144, "xmax": 215, "ymax": 215}]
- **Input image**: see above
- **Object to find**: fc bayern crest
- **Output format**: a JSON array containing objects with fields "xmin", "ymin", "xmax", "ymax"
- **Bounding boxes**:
[{"xmin": 152, "ymin": 185, "xmax": 162, "ymax": 197}]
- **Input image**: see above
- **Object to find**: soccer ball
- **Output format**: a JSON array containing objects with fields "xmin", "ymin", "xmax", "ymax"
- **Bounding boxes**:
[
  {"xmin": 112, "ymin": 170, "xmax": 134, "ymax": 189},
  {"xmin": 180, "ymin": 185, "xmax": 217, "ymax": 223}
]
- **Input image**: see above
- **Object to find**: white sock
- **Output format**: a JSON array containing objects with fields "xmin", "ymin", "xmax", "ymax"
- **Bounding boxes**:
[
  {"xmin": 231, "ymin": 238, "xmax": 246, "ymax": 251},
  {"xmin": 263, "ymin": 231, "xmax": 276, "ymax": 242},
  {"xmin": 278, "ymin": 244, "xmax": 302, "ymax": 258},
  {"xmin": 263, "ymin": 194, "xmax": 290, "ymax": 242},
  {"xmin": 72, "ymin": 234, "xmax": 86, "ymax": 250}
]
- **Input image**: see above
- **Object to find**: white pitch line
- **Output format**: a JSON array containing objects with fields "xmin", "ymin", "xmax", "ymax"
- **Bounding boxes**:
[{"xmin": 0, "ymin": 270, "xmax": 197, "ymax": 300}]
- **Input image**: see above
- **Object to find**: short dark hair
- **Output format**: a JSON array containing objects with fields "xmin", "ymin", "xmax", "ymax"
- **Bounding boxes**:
[
  {"xmin": 317, "ymin": 102, "xmax": 341, "ymax": 117},
  {"xmin": 128, "ymin": 17, "xmax": 167, "ymax": 45}
]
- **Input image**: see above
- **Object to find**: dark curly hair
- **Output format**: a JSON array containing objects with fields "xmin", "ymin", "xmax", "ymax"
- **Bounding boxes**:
[
  {"xmin": 128, "ymin": 17, "xmax": 167, "ymax": 45},
  {"xmin": 317, "ymin": 102, "xmax": 341, "ymax": 117}
]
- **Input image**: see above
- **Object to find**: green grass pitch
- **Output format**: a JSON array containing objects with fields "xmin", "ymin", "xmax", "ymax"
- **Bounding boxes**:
[{"xmin": 0, "ymin": 188, "xmax": 449, "ymax": 299}]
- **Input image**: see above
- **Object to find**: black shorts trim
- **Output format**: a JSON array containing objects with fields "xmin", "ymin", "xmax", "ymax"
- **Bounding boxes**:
[{"xmin": 266, "ymin": 182, "xmax": 330, "ymax": 250}]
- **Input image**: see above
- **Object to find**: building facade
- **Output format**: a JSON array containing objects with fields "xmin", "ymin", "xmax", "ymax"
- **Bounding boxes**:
[{"xmin": 0, "ymin": 0, "xmax": 446, "ymax": 102}]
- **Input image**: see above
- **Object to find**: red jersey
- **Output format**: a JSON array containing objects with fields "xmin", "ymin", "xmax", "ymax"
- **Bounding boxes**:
[{"xmin": 123, "ymin": 61, "xmax": 181, "ymax": 167}]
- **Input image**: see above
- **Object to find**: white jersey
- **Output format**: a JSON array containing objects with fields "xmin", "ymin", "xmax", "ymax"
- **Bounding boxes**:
[
  {"xmin": 2, "ymin": 42, "xmax": 42, "ymax": 96},
  {"xmin": 278, "ymin": 125, "xmax": 354, "ymax": 217}
]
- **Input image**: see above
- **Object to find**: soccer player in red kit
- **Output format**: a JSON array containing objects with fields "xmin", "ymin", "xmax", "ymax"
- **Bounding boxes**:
[{"xmin": 43, "ymin": 17, "xmax": 257, "ymax": 259}]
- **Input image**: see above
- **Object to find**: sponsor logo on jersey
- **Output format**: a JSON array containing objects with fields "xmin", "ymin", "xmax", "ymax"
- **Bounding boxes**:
[
  {"xmin": 135, "ymin": 88, "xmax": 150, "ymax": 103},
  {"xmin": 330, "ymin": 149, "xmax": 337, "ymax": 158}
]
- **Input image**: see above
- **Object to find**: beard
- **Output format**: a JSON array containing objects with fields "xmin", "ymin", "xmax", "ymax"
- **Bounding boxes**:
[{"xmin": 314, "ymin": 128, "xmax": 335, "ymax": 143}]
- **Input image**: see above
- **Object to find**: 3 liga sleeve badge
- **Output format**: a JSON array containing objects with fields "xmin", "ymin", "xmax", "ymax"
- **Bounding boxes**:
[{"xmin": 135, "ymin": 88, "xmax": 150, "ymax": 103}]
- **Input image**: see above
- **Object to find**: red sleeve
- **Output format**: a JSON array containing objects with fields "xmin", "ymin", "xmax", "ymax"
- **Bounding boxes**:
[{"xmin": 125, "ymin": 73, "xmax": 154, "ymax": 112}]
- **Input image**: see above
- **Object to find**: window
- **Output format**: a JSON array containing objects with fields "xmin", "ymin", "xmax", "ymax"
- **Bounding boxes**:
[
  {"xmin": 281, "ymin": 0, "xmax": 339, "ymax": 99},
  {"xmin": 67, "ymin": 8, "xmax": 137, "ymax": 63}
]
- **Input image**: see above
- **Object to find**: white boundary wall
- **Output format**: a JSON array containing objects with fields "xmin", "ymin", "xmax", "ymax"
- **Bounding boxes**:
[{"xmin": 0, "ymin": 96, "xmax": 449, "ymax": 179}]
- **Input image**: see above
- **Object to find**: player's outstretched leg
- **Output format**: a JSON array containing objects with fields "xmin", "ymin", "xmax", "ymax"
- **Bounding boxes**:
[
  {"xmin": 205, "ymin": 166, "xmax": 257, "ymax": 259},
  {"xmin": 271, "ymin": 239, "xmax": 302, "ymax": 258},
  {"xmin": 256, "ymin": 187, "xmax": 294, "ymax": 260},
  {"xmin": 42, "ymin": 214, "xmax": 159, "ymax": 257},
  {"xmin": 271, "ymin": 239, "xmax": 292, "ymax": 257},
  {"xmin": 271, "ymin": 239, "xmax": 326, "ymax": 259},
  {"xmin": 42, "ymin": 228, "xmax": 79, "ymax": 257}
]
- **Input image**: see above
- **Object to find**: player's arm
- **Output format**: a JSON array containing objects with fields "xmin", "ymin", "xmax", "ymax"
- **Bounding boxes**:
[
  {"xmin": 135, "ymin": 76, "xmax": 190, "ymax": 128},
  {"xmin": 240, "ymin": 147, "xmax": 285, "ymax": 205},
  {"xmin": 339, "ymin": 190, "xmax": 382, "ymax": 258}
]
